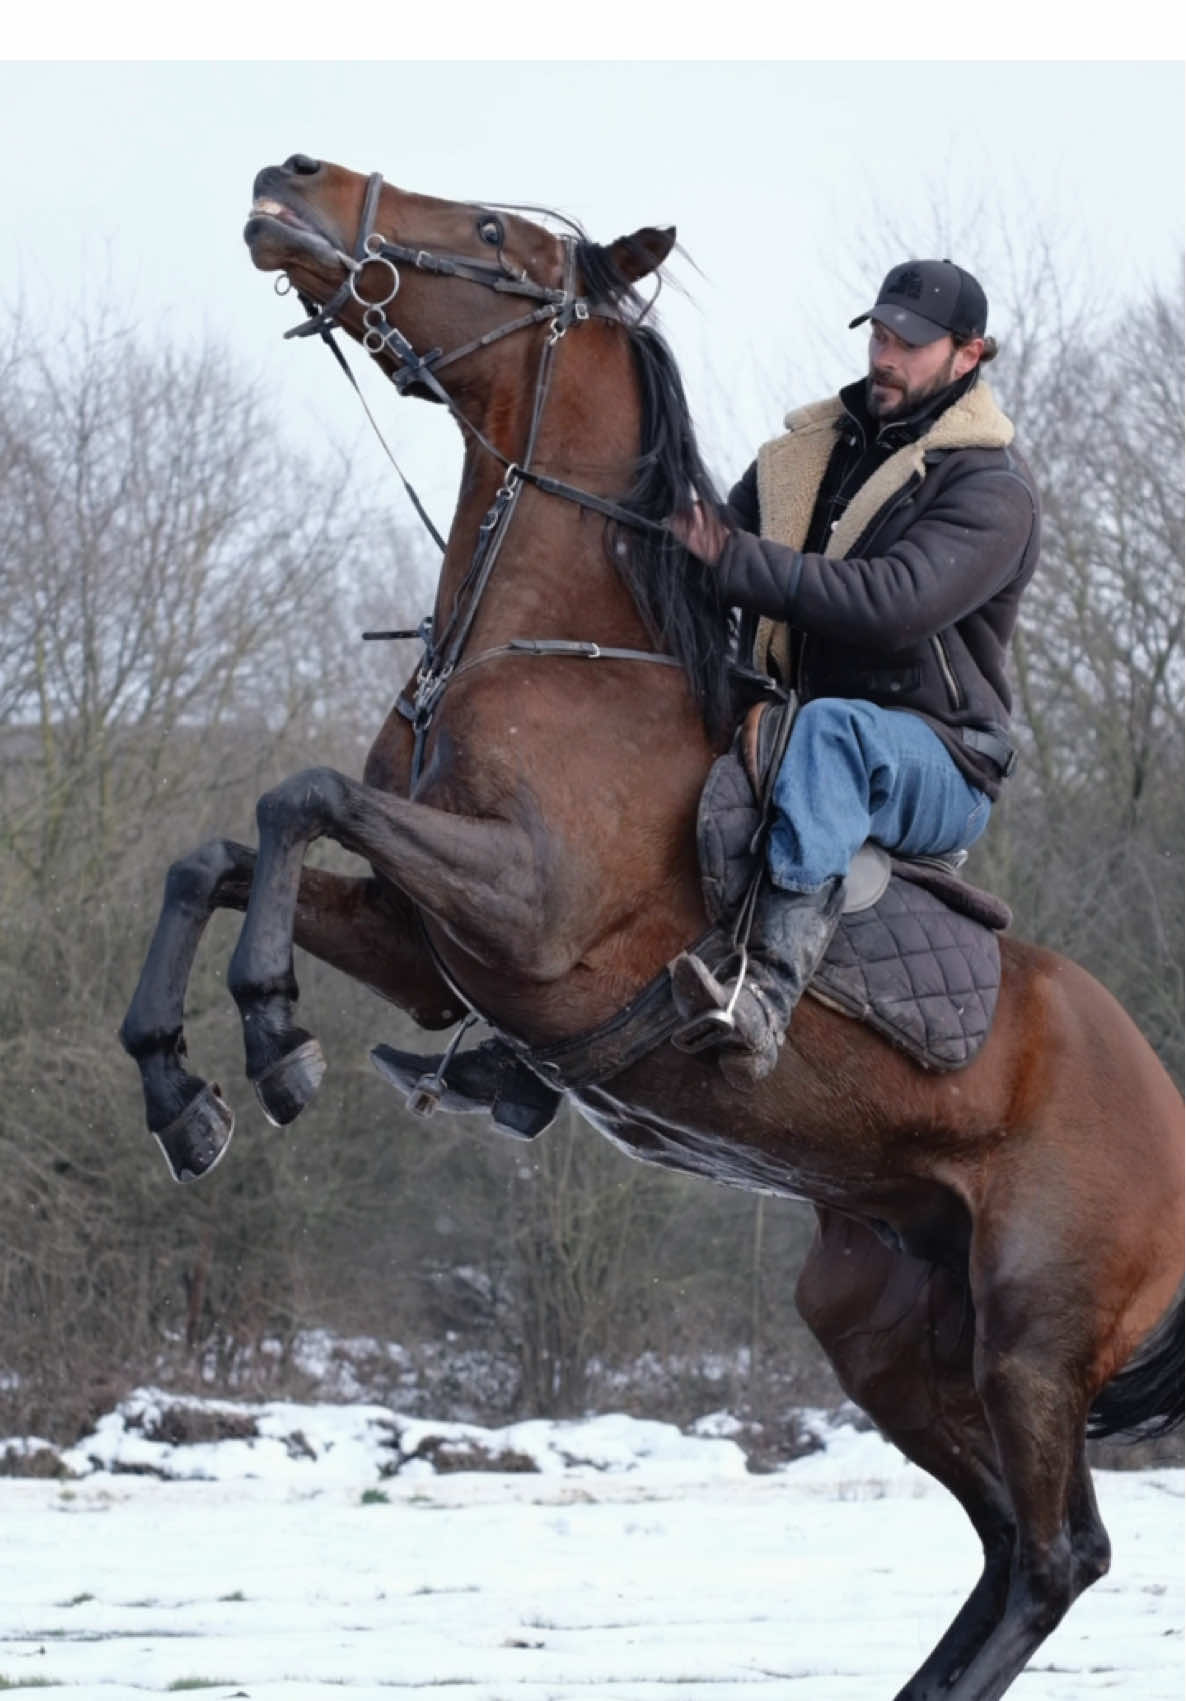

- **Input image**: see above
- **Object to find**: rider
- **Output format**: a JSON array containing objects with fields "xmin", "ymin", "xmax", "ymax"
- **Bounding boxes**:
[{"xmin": 669, "ymin": 258, "xmax": 1040, "ymax": 1082}]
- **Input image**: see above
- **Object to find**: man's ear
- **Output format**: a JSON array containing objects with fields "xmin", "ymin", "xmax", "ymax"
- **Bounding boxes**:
[
  {"xmin": 604, "ymin": 225, "xmax": 676, "ymax": 284},
  {"xmin": 952, "ymin": 336, "xmax": 985, "ymax": 380}
]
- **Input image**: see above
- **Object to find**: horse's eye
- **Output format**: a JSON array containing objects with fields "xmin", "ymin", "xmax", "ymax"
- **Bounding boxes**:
[{"xmin": 477, "ymin": 217, "xmax": 504, "ymax": 247}]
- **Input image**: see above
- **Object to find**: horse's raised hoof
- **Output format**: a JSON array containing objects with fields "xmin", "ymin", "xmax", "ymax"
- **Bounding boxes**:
[
  {"xmin": 153, "ymin": 1083, "xmax": 235, "ymax": 1184},
  {"xmin": 251, "ymin": 1037, "xmax": 326, "ymax": 1126}
]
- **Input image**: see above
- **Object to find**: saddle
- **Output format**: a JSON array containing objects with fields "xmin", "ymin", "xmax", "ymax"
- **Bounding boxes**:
[{"xmin": 698, "ymin": 701, "xmax": 1011, "ymax": 1072}]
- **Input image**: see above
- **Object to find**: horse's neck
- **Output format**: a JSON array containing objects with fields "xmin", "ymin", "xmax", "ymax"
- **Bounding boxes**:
[{"xmin": 433, "ymin": 337, "xmax": 652, "ymax": 654}]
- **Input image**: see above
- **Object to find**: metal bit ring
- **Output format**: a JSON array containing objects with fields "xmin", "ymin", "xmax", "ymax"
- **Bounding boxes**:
[{"xmin": 349, "ymin": 253, "xmax": 400, "ymax": 309}]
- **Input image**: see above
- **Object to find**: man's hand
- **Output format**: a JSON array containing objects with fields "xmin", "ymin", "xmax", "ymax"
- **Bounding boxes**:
[{"xmin": 668, "ymin": 502, "xmax": 727, "ymax": 566}]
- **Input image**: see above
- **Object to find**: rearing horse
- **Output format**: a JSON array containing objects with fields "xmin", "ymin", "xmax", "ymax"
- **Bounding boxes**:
[{"xmin": 121, "ymin": 154, "xmax": 1183, "ymax": 1701}]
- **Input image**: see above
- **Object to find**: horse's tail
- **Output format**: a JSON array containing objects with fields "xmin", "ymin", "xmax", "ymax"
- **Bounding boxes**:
[{"xmin": 1087, "ymin": 1295, "xmax": 1184, "ymax": 1442}]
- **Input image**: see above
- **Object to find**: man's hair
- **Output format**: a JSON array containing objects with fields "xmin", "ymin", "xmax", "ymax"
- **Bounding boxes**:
[{"xmin": 953, "ymin": 331, "xmax": 1000, "ymax": 365}]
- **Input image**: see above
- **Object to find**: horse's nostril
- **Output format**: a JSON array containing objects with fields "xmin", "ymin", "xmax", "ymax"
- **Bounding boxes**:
[{"xmin": 283, "ymin": 154, "xmax": 321, "ymax": 176}]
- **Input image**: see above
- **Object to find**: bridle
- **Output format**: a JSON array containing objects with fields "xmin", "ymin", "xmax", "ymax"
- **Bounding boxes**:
[{"xmin": 278, "ymin": 171, "xmax": 683, "ymax": 784}]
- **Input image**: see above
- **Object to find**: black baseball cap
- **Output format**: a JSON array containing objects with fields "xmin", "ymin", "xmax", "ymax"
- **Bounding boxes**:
[{"xmin": 849, "ymin": 260, "xmax": 988, "ymax": 346}]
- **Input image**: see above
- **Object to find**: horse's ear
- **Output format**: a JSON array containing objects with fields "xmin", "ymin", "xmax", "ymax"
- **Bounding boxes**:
[{"xmin": 605, "ymin": 225, "xmax": 676, "ymax": 284}]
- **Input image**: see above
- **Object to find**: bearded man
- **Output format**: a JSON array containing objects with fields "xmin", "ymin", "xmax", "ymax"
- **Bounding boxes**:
[{"xmin": 670, "ymin": 259, "xmax": 1040, "ymax": 1083}]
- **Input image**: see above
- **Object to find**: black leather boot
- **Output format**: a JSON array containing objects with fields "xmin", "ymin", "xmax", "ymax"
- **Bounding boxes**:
[
  {"xmin": 670, "ymin": 877, "xmax": 845, "ymax": 1084},
  {"xmin": 370, "ymin": 1037, "xmax": 561, "ymax": 1138}
]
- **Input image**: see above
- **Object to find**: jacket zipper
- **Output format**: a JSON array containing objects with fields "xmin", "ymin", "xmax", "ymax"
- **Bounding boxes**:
[
  {"xmin": 792, "ymin": 629, "xmax": 807, "ymax": 696},
  {"xmin": 931, "ymin": 633, "xmax": 964, "ymax": 709},
  {"xmin": 846, "ymin": 473, "xmax": 923, "ymax": 559}
]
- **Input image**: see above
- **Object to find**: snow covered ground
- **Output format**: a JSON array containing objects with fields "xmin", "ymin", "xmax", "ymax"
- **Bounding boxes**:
[{"xmin": 1, "ymin": 1393, "xmax": 1181, "ymax": 1699}]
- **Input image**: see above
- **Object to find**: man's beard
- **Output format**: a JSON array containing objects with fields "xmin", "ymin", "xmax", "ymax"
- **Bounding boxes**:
[{"xmin": 866, "ymin": 351, "xmax": 959, "ymax": 421}]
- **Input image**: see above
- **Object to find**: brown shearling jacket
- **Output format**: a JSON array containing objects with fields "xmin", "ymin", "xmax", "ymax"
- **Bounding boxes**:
[{"xmin": 718, "ymin": 376, "xmax": 1040, "ymax": 798}]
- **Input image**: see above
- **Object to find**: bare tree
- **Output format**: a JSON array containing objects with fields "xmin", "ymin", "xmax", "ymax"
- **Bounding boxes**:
[{"xmin": 0, "ymin": 305, "xmax": 433, "ymax": 1435}]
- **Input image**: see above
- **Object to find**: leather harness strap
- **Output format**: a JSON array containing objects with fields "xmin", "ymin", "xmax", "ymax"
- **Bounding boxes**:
[{"xmin": 962, "ymin": 724, "xmax": 1017, "ymax": 777}]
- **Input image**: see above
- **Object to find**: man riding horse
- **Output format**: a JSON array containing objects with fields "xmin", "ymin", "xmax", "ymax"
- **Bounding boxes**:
[
  {"xmin": 419, "ymin": 258, "xmax": 1039, "ymax": 1110},
  {"xmin": 669, "ymin": 259, "xmax": 1039, "ymax": 1080}
]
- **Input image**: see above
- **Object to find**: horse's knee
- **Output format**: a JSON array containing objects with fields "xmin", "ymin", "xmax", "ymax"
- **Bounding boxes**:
[
  {"xmin": 163, "ymin": 838, "xmax": 248, "ymax": 911},
  {"xmin": 255, "ymin": 767, "xmax": 345, "ymax": 838}
]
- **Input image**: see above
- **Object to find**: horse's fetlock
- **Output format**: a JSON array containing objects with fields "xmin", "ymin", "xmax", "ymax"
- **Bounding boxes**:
[
  {"xmin": 228, "ymin": 968, "xmax": 297, "ymax": 1013},
  {"xmin": 120, "ymin": 1016, "xmax": 183, "ymax": 1062}
]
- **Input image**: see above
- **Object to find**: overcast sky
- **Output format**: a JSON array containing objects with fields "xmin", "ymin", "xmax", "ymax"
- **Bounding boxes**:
[{"xmin": 1, "ymin": 59, "xmax": 1181, "ymax": 534}]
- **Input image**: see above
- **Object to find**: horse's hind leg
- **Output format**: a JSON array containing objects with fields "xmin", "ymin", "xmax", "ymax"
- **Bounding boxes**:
[
  {"xmin": 800, "ymin": 1210, "xmax": 1117, "ymax": 1701},
  {"xmin": 796, "ymin": 1211, "xmax": 1017, "ymax": 1701},
  {"xmin": 937, "ymin": 1261, "xmax": 1114, "ymax": 1701}
]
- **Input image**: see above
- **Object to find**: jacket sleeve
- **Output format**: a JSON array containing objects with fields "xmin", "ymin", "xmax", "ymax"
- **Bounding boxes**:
[
  {"xmin": 720, "ymin": 462, "xmax": 760, "ymax": 533},
  {"xmin": 716, "ymin": 462, "xmax": 1037, "ymax": 652}
]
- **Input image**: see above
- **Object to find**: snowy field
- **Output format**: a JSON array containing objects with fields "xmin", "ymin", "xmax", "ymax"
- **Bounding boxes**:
[{"xmin": 1, "ymin": 1393, "xmax": 1181, "ymax": 1699}]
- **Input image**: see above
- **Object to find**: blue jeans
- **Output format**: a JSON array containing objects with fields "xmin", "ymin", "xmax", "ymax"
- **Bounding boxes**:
[{"xmin": 768, "ymin": 699, "xmax": 992, "ymax": 894}]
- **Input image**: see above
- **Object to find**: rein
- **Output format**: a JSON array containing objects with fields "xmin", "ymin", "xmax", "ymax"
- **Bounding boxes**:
[{"xmin": 281, "ymin": 171, "xmax": 678, "ymax": 782}]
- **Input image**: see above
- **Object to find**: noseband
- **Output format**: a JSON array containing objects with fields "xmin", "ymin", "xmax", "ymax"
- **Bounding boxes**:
[{"xmin": 278, "ymin": 172, "xmax": 682, "ymax": 785}]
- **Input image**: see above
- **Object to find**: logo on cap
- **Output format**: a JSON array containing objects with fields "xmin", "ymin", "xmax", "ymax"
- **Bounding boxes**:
[{"xmin": 885, "ymin": 266, "xmax": 923, "ymax": 302}]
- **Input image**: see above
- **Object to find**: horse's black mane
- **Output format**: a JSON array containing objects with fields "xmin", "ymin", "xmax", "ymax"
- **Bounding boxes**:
[{"xmin": 571, "ymin": 235, "xmax": 735, "ymax": 739}]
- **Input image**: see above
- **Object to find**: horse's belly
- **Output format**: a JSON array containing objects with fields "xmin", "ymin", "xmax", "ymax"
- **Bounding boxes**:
[{"xmin": 572, "ymin": 1087, "xmax": 823, "ymax": 1201}]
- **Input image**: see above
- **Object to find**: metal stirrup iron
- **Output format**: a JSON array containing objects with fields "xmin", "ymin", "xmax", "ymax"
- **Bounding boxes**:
[{"xmin": 670, "ymin": 945, "xmax": 751, "ymax": 1053}]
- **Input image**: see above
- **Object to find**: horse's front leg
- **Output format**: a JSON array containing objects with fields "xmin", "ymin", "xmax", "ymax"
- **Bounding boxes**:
[
  {"xmin": 227, "ymin": 765, "xmax": 579, "ymax": 1128},
  {"xmin": 122, "ymin": 835, "xmax": 461, "ymax": 1181},
  {"xmin": 121, "ymin": 839, "xmax": 254, "ymax": 1179}
]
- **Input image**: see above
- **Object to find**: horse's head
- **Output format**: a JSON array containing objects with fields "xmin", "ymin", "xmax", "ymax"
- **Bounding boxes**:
[
  {"xmin": 243, "ymin": 154, "xmax": 676, "ymax": 395},
  {"xmin": 244, "ymin": 155, "xmax": 730, "ymax": 738}
]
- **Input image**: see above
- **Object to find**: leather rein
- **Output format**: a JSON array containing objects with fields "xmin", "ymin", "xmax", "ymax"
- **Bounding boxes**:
[{"xmin": 280, "ymin": 171, "xmax": 681, "ymax": 785}]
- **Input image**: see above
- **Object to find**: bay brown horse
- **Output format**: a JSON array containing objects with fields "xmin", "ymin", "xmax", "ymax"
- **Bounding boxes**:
[{"xmin": 121, "ymin": 154, "xmax": 1183, "ymax": 1701}]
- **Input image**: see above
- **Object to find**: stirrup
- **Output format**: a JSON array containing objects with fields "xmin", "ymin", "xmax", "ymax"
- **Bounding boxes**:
[
  {"xmin": 407, "ymin": 1014, "xmax": 478, "ymax": 1117},
  {"xmin": 670, "ymin": 946, "xmax": 749, "ymax": 1054}
]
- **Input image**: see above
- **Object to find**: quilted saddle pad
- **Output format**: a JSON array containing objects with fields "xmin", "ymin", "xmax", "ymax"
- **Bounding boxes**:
[
  {"xmin": 696, "ymin": 731, "xmax": 1006, "ymax": 1072},
  {"xmin": 811, "ymin": 878, "xmax": 1000, "ymax": 1071}
]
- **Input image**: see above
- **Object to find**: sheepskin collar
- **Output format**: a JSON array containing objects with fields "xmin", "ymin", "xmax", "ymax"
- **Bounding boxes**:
[
  {"xmin": 752, "ymin": 376, "xmax": 1014, "ymax": 679},
  {"xmin": 757, "ymin": 376, "xmax": 1013, "ymax": 559}
]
